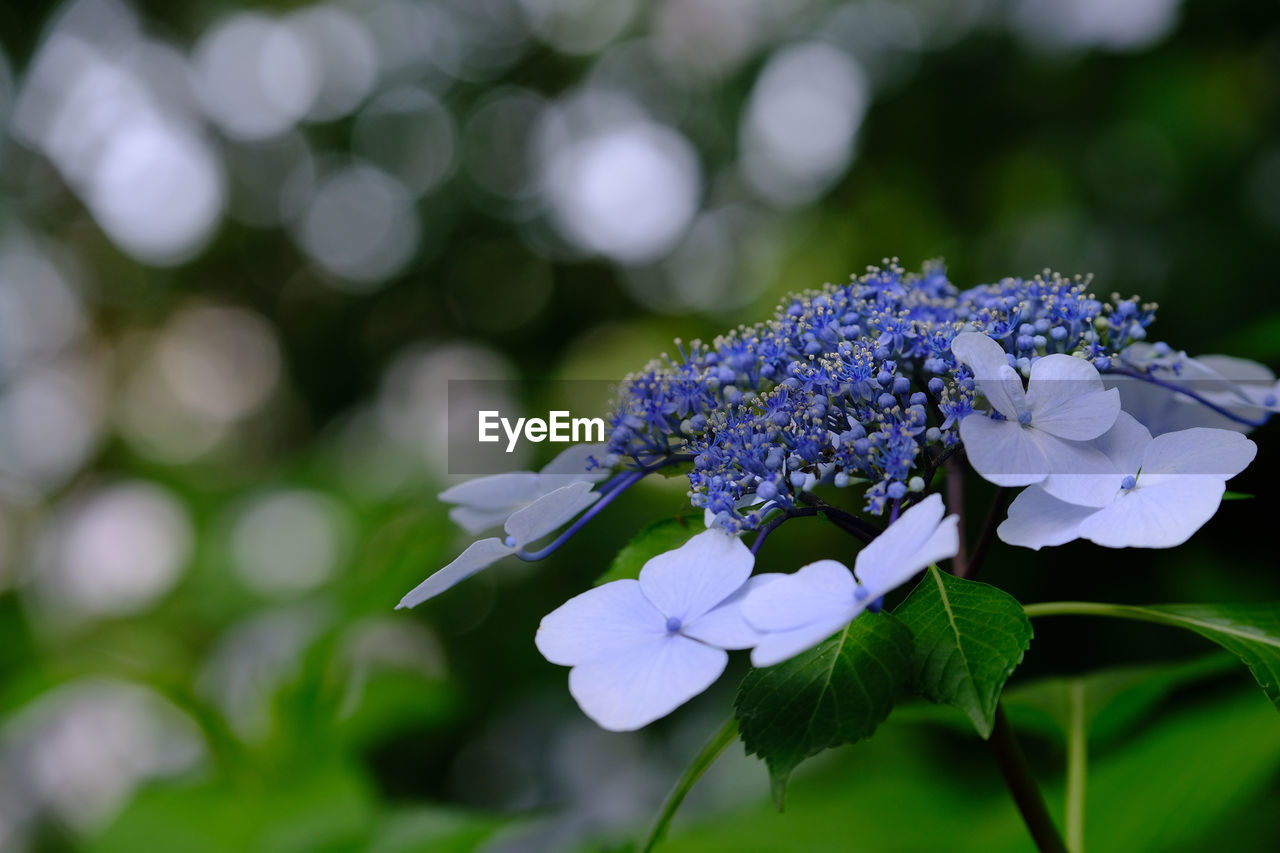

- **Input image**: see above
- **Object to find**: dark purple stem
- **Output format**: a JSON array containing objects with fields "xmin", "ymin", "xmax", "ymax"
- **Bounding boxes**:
[{"xmin": 750, "ymin": 507, "xmax": 822, "ymax": 555}]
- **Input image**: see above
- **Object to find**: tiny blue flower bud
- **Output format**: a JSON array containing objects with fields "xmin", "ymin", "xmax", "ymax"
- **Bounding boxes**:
[
  {"xmin": 887, "ymin": 482, "xmax": 907, "ymax": 499},
  {"xmin": 908, "ymin": 476, "xmax": 925, "ymax": 492},
  {"xmin": 665, "ymin": 616, "xmax": 682, "ymax": 633},
  {"xmin": 790, "ymin": 471, "xmax": 808, "ymax": 488},
  {"xmin": 925, "ymin": 427, "xmax": 942, "ymax": 443},
  {"xmin": 928, "ymin": 377, "xmax": 945, "ymax": 395},
  {"xmin": 1120, "ymin": 475, "xmax": 1137, "ymax": 490},
  {"xmin": 1050, "ymin": 326, "xmax": 1067, "ymax": 341},
  {"xmin": 1017, "ymin": 410, "xmax": 1033, "ymax": 426},
  {"xmin": 910, "ymin": 392, "xmax": 927, "ymax": 407},
  {"xmin": 756, "ymin": 480, "xmax": 778, "ymax": 501},
  {"xmin": 834, "ymin": 472, "xmax": 850, "ymax": 488},
  {"xmin": 504, "ymin": 535, "xmax": 517, "ymax": 548}
]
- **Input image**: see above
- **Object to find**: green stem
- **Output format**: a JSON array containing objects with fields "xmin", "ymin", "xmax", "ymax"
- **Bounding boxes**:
[
  {"xmin": 1065, "ymin": 679, "xmax": 1087, "ymax": 853},
  {"xmin": 1023, "ymin": 601, "xmax": 1182, "ymax": 627},
  {"xmin": 988, "ymin": 703, "xmax": 1070, "ymax": 853},
  {"xmin": 640, "ymin": 718, "xmax": 739, "ymax": 853}
]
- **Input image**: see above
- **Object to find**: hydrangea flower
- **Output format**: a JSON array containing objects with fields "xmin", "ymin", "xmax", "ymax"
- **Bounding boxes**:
[
  {"xmin": 395, "ymin": 260, "xmax": 1273, "ymax": 745},
  {"xmin": 741, "ymin": 494, "xmax": 959, "ymax": 667},
  {"xmin": 998, "ymin": 414, "xmax": 1257, "ymax": 549},
  {"xmin": 1108, "ymin": 343, "xmax": 1280, "ymax": 435},
  {"xmin": 602, "ymin": 264, "xmax": 1154, "ymax": 528},
  {"xmin": 534, "ymin": 529, "xmax": 764, "ymax": 731},
  {"xmin": 398, "ymin": 480, "xmax": 601, "ymax": 608},
  {"xmin": 438, "ymin": 443, "xmax": 609, "ymax": 534},
  {"xmin": 951, "ymin": 331, "xmax": 1121, "ymax": 486}
]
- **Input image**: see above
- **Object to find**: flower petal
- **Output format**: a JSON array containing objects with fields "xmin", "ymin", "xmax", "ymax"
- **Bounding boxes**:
[
  {"xmin": 997, "ymin": 486, "xmax": 1097, "ymax": 550},
  {"xmin": 504, "ymin": 480, "xmax": 599, "ymax": 547},
  {"xmin": 1040, "ymin": 412, "xmax": 1151, "ymax": 507},
  {"xmin": 1138, "ymin": 428, "xmax": 1257, "ymax": 479},
  {"xmin": 1078, "ymin": 478, "xmax": 1227, "ymax": 549},
  {"xmin": 566, "ymin": 634, "xmax": 728, "ymax": 731},
  {"xmin": 638, "ymin": 529, "xmax": 754, "ymax": 624},
  {"xmin": 741, "ymin": 560, "xmax": 854, "ymax": 632},
  {"xmin": 682, "ymin": 573, "xmax": 785, "ymax": 650},
  {"xmin": 855, "ymin": 494, "xmax": 959, "ymax": 594},
  {"xmin": 1025, "ymin": 355, "xmax": 1117, "ymax": 440},
  {"xmin": 447, "ymin": 505, "xmax": 515, "ymax": 535},
  {"xmin": 535, "ymin": 580, "xmax": 665, "ymax": 666},
  {"xmin": 396, "ymin": 538, "xmax": 513, "ymax": 609},
  {"xmin": 749, "ymin": 613, "xmax": 855, "ymax": 668},
  {"xmin": 438, "ymin": 472, "xmax": 543, "ymax": 510},
  {"xmin": 537, "ymin": 442, "xmax": 611, "ymax": 489},
  {"xmin": 959, "ymin": 415, "xmax": 1112, "ymax": 486},
  {"xmin": 951, "ymin": 332, "xmax": 1025, "ymax": 420}
]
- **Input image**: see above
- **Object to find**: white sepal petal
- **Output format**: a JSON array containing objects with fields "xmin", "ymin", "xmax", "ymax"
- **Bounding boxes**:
[
  {"xmin": 1138, "ymin": 428, "xmax": 1257, "ymax": 479},
  {"xmin": 1040, "ymin": 412, "xmax": 1152, "ymax": 508},
  {"xmin": 1024, "ymin": 355, "xmax": 1117, "ymax": 440},
  {"xmin": 438, "ymin": 472, "xmax": 543, "ymax": 509},
  {"xmin": 638, "ymin": 529, "xmax": 754, "ymax": 624},
  {"xmin": 854, "ymin": 494, "xmax": 957, "ymax": 593},
  {"xmin": 997, "ymin": 486, "xmax": 1097, "ymax": 550},
  {"xmin": 504, "ymin": 480, "xmax": 599, "ymax": 547},
  {"xmin": 959, "ymin": 416, "xmax": 1112, "ymax": 487},
  {"xmin": 951, "ymin": 332, "xmax": 1025, "ymax": 420},
  {"xmin": 447, "ymin": 505, "xmax": 516, "ymax": 535},
  {"xmin": 741, "ymin": 560, "xmax": 855, "ymax": 633},
  {"xmin": 749, "ymin": 614, "xmax": 854, "ymax": 668},
  {"xmin": 535, "ymin": 580, "xmax": 666, "ymax": 667},
  {"xmin": 681, "ymin": 573, "xmax": 785, "ymax": 650},
  {"xmin": 537, "ymin": 442, "xmax": 611, "ymax": 488},
  {"xmin": 1078, "ymin": 478, "xmax": 1227, "ymax": 549},
  {"xmin": 567, "ymin": 635, "xmax": 728, "ymax": 731},
  {"xmin": 397, "ymin": 538, "xmax": 513, "ymax": 609}
]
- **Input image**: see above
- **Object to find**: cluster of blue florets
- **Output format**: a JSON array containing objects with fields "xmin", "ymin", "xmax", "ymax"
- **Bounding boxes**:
[{"xmin": 605, "ymin": 261, "xmax": 1158, "ymax": 530}]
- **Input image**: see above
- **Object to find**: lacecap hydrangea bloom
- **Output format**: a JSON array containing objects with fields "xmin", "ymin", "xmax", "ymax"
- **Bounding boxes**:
[{"xmin": 400, "ymin": 261, "xmax": 1270, "ymax": 733}]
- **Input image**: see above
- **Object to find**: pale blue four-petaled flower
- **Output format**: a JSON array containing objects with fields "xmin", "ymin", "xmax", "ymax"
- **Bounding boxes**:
[
  {"xmin": 397, "ymin": 479, "xmax": 601, "ymax": 609},
  {"xmin": 951, "ymin": 331, "xmax": 1121, "ymax": 486},
  {"xmin": 998, "ymin": 412, "xmax": 1257, "ymax": 550},
  {"xmin": 741, "ymin": 494, "xmax": 959, "ymax": 667},
  {"xmin": 535, "ymin": 529, "xmax": 767, "ymax": 731},
  {"xmin": 1108, "ymin": 343, "xmax": 1280, "ymax": 436},
  {"xmin": 438, "ymin": 443, "xmax": 609, "ymax": 534}
]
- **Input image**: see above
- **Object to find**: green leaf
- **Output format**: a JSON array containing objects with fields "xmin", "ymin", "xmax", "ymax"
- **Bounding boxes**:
[
  {"xmin": 596, "ymin": 515, "xmax": 701, "ymax": 585},
  {"xmin": 1221, "ymin": 490, "xmax": 1254, "ymax": 501},
  {"xmin": 733, "ymin": 612, "xmax": 913, "ymax": 808},
  {"xmin": 893, "ymin": 566, "xmax": 1033, "ymax": 738},
  {"xmin": 1023, "ymin": 601, "xmax": 1280, "ymax": 709}
]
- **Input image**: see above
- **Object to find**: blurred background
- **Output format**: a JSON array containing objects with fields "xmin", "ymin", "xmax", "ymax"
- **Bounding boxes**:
[{"xmin": 0, "ymin": 0, "xmax": 1278, "ymax": 850}]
